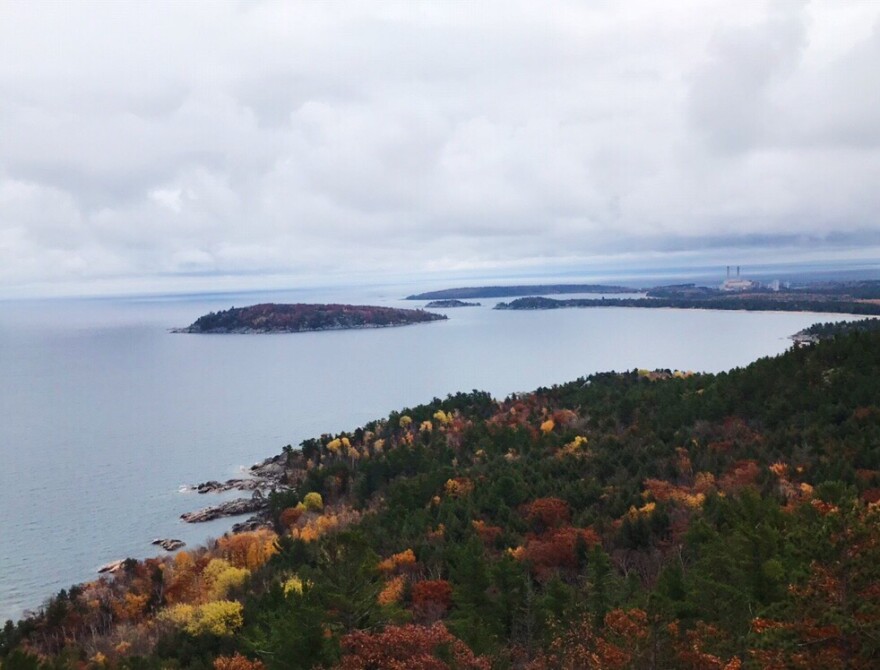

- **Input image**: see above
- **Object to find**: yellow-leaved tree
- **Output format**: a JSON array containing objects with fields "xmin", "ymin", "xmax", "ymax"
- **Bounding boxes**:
[
  {"xmin": 303, "ymin": 492, "xmax": 323, "ymax": 512},
  {"xmin": 204, "ymin": 558, "xmax": 250, "ymax": 599},
  {"xmin": 161, "ymin": 600, "xmax": 244, "ymax": 637}
]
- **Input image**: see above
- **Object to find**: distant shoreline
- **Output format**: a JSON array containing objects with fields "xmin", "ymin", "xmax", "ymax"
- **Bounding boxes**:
[
  {"xmin": 406, "ymin": 283, "xmax": 633, "ymax": 300},
  {"xmin": 493, "ymin": 295, "xmax": 880, "ymax": 316},
  {"xmin": 424, "ymin": 299, "xmax": 481, "ymax": 308}
]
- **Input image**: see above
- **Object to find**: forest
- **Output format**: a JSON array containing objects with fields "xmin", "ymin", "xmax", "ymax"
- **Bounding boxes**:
[
  {"xmin": 174, "ymin": 304, "xmax": 446, "ymax": 334},
  {"xmin": 3, "ymin": 326, "xmax": 880, "ymax": 669}
]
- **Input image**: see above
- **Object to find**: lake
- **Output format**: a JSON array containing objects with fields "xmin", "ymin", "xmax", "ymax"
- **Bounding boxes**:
[{"xmin": 0, "ymin": 284, "xmax": 857, "ymax": 620}]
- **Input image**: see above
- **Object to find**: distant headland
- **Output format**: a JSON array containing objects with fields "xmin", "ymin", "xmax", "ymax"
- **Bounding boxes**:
[
  {"xmin": 405, "ymin": 283, "xmax": 632, "ymax": 300},
  {"xmin": 173, "ymin": 303, "xmax": 446, "ymax": 334},
  {"xmin": 490, "ymin": 276, "xmax": 880, "ymax": 315},
  {"xmin": 495, "ymin": 292, "xmax": 880, "ymax": 315}
]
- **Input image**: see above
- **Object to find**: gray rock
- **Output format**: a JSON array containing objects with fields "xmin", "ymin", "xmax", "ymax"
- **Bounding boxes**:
[
  {"xmin": 231, "ymin": 513, "xmax": 273, "ymax": 533},
  {"xmin": 152, "ymin": 538, "xmax": 186, "ymax": 551},
  {"xmin": 180, "ymin": 497, "xmax": 265, "ymax": 523},
  {"xmin": 97, "ymin": 559, "xmax": 126, "ymax": 574}
]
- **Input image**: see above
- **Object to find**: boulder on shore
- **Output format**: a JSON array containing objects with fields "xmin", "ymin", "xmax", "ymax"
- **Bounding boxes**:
[
  {"xmin": 152, "ymin": 538, "xmax": 186, "ymax": 551},
  {"xmin": 97, "ymin": 559, "xmax": 126, "ymax": 574}
]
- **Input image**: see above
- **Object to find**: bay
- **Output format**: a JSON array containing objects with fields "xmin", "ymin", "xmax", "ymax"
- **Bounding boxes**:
[{"xmin": 0, "ymin": 283, "xmax": 856, "ymax": 620}]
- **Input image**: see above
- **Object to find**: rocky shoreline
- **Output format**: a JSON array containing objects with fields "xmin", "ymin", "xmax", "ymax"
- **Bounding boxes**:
[
  {"xmin": 171, "ymin": 321, "xmax": 443, "ymax": 334},
  {"xmin": 180, "ymin": 495, "xmax": 267, "ymax": 523},
  {"xmin": 179, "ymin": 453, "xmax": 292, "ymax": 530},
  {"xmin": 96, "ymin": 452, "xmax": 303, "ymax": 574},
  {"xmin": 789, "ymin": 331, "xmax": 819, "ymax": 346}
]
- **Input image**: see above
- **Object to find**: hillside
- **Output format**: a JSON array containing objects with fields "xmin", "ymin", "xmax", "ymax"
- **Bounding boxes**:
[
  {"xmin": 4, "ymin": 330, "xmax": 880, "ymax": 669},
  {"xmin": 174, "ymin": 303, "xmax": 446, "ymax": 334}
]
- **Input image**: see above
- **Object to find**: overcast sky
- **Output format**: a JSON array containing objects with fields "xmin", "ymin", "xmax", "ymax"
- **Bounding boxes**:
[{"xmin": 1, "ymin": 0, "xmax": 879, "ymax": 296}]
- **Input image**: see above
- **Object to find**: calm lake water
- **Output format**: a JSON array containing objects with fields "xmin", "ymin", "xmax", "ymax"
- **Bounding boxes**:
[{"xmin": 0, "ymin": 284, "xmax": 857, "ymax": 620}]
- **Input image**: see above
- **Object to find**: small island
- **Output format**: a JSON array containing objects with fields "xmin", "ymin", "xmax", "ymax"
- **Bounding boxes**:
[
  {"xmin": 424, "ymin": 299, "xmax": 481, "ymax": 308},
  {"xmin": 174, "ymin": 303, "xmax": 446, "ymax": 334}
]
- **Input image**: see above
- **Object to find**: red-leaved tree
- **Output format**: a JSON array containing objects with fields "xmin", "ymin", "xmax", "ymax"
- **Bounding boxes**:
[{"xmin": 337, "ymin": 623, "xmax": 490, "ymax": 670}]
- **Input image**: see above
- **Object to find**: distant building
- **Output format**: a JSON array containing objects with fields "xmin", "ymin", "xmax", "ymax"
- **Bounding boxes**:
[
  {"xmin": 721, "ymin": 278, "xmax": 757, "ymax": 291},
  {"xmin": 721, "ymin": 265, "xmax": 757, "ymax": 292}
]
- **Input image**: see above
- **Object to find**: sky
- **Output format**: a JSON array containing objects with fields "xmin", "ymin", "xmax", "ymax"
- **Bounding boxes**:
[{"xmin": 1, "ymin": 0, "xmax": 880, "ymax": 297}]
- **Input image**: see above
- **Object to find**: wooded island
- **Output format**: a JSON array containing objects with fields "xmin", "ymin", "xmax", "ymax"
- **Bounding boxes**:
[
  {"xmin": 174, "ymin": 303, "xmax": 446, "ymax": 334},
  {"xmin": 424, "ymin": 300, "xmax": 481, "ymax": 308}
]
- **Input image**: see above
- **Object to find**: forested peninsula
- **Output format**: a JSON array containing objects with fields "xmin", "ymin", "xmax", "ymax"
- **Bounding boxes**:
[
  {"xmin": 495, "ymin": 294, "xmax": 880, "ymax": 315},
  {"xmin": 791, "ymin": 317, "xmax": 880, "ymax": 344},
  {"xmin": 5, "ymin": 324, "xmax": 880, "ymax": 669},
  {"xmin": 173, "ymin": 303, "xmax": 446, "ymax": 334}
]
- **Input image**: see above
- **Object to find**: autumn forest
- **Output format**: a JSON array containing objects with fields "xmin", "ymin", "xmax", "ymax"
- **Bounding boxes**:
[{"xmin": 3, "ymin": 326, "xmax": 880, "ymax": 669}]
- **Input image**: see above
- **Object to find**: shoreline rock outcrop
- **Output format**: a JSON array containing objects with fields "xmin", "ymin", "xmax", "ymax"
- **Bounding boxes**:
[
  {"xmin": 151, "ymin": 538, "xmax": 185, "ymax": 551},
  {"xmin": 180, "ymin": 496, "xmax": 266, "ymax": 523},
  {"xmin": 97, "ymin": 560, "xmax": 127, "ymax": 574},
  {"xmin": 179, "ymin": 452, "xmax": 298, "ymax": 533}
]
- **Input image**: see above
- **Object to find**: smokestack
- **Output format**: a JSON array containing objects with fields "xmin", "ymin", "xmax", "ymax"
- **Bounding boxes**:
[
  {"xmin": 727, "ymin": 266, "xmax": 730, "ymax": 278},
  {"xmin": 737, "ymin": 266, "xmax": 741, "ymax": 277}
]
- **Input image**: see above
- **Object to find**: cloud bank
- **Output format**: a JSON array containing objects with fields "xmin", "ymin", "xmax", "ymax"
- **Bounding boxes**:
[{"xmin": 1, "ymin": 0, "xmax": 879, "ymax": 295}]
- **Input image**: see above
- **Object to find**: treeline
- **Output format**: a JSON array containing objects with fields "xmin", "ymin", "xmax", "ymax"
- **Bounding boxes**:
[
  {"xmin": 4, "ymin": 331, "xmax": 880, "ymax": 668},
  {"xmin": 791, "ymin": 280, "xmax": 880, "ymax": 300}
]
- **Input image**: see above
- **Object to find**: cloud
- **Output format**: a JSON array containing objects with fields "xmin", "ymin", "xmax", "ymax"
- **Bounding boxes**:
[
  {"xmin": 687, "ymin": 0, "xmax": 808, "ymax": 153},
  {"xmin": 0, "ymin": 0, "xmax": 879, "ymax": 295}
]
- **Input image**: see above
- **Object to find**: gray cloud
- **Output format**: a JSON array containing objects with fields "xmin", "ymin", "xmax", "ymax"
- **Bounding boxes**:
[{"xmin": 1, "ymin": 0, "xmax": 879, "ymax": 295}]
